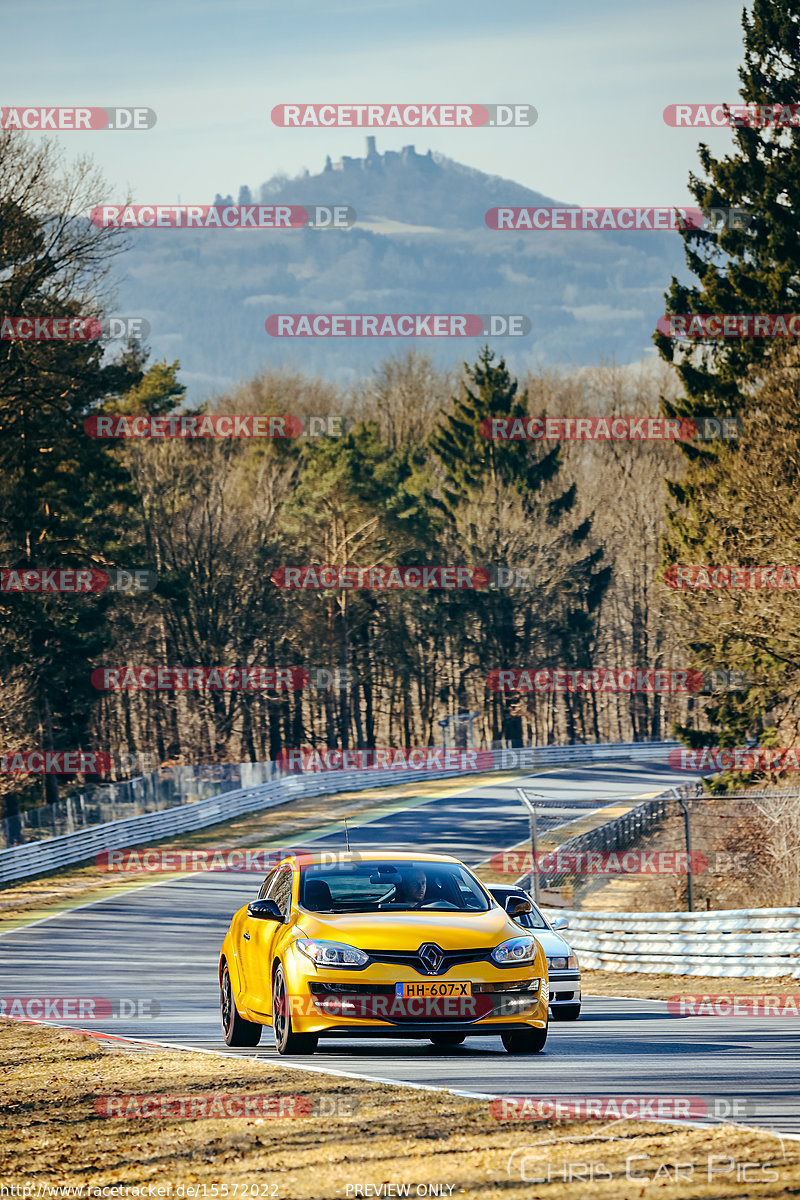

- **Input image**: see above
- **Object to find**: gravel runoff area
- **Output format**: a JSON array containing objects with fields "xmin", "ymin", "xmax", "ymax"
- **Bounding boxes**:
[{"xmin": 1, "ymin": 1021, "xmax": 799, "ymax": 1200}]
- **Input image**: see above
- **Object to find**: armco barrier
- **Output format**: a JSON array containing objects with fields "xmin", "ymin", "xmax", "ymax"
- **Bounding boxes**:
[
  {"xmin": 544, "ymin": 906, "xmax": 800, "ymax": 978},
  {"xmin": 0, "ymin": 740, "xmax": 677, "ymax": 885}
]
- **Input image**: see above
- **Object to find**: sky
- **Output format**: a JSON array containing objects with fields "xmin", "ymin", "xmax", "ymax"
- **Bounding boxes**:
[{"xmin": 1, "ymin": 0, "xmax": 751, "ymax": 207}]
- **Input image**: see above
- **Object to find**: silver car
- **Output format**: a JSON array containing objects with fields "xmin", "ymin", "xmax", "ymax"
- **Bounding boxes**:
[{"xmin": 488, "ymin": 884, "xmax": 581, "ymax": 1020}]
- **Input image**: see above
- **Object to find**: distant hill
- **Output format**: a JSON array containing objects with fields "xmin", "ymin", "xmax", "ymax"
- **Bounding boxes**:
[{"xmin": 112, "ymin": 138, "xmax": 690, "ymax": 399}]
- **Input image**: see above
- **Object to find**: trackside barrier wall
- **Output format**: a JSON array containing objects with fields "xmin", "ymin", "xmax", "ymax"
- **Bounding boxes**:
[
  {"xmin": 543, "ymin": 906, "xmax": 800, "ymax": 978},
  {"xmin": 0, "ymin": 741, "xmax": 677, "ymax": 884}
]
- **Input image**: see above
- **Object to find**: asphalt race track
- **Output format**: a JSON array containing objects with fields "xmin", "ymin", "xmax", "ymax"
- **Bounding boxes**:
[{"xmin": 3, "ymin": 759, "xmax": 800, "ymax": 1136}]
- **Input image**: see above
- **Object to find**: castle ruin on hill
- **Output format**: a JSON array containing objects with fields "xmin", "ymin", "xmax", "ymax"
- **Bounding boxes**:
[
  {"xmin": 323, "ymin": 136, "xmax": 434, "ymax": 172},
  {"xmin": 214, "ymin": 139, "xmax": 434, "ymax": 206}
]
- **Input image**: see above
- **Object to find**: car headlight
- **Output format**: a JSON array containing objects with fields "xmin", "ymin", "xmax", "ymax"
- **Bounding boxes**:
[
  {"xmin": 491, "ymin": 935, "xmax": 538, "ymax": 966},
  {"xmin": 296, "ymin": 938, "xmax": 369, "ymax": 968},
  {"xmin": 547, "ymin": 953, "xmax": 579, "ymax": 971}
]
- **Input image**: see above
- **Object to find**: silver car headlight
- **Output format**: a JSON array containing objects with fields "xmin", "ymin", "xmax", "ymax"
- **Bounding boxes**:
[
  {"xmin": 547, "ymin": 953, "xmax": 579, "ymax": 971},
  {"xmin": 296, "ymin": 938, "xmax": 369, "ymax": 968},
  {"xmin": 491, "ymin": 935, "xmax": 538, "ymax": 966}
]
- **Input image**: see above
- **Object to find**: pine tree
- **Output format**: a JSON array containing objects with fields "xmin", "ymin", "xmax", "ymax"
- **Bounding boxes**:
[
  {"xmin": 430, "ymin": 348, "xmax": 610, "ymax": 745},
  {"xmin": 0, "ymin": 132, "xmax": 148, "ymax": 807},
  {"xmin": 657, "ymin": 1, "xmax": 800, "ymax": 750}
]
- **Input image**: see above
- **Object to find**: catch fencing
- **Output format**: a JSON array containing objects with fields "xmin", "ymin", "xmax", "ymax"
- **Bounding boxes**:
[{"xmin": 515, "ymin": 781, "xmax": 698, "ymax": 895}]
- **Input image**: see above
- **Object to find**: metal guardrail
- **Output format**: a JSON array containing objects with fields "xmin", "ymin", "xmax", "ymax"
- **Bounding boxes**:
[
  {"xmin": 0, "ymin": 740, "xmax": 678, "ymax": 886},
  {"xmin": 0, "ymin": 762, "xmax": 284, "ymax": 848},
  {"xmin": 546, "ymin": 906, "xmax": 800, "ymax": 978}
]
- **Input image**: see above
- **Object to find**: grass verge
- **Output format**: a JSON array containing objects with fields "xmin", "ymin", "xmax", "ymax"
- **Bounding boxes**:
[{"xmin": 1, "ymin": 1022, "xmax": 798, "ymax": 1199}]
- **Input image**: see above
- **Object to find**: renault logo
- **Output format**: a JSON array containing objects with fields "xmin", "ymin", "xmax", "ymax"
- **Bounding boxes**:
[{"xmin": 418, "ymin": 943, "xmax": 444, "ymax": 975}]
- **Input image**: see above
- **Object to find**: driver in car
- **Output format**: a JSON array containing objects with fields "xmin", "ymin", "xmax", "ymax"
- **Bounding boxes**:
[{"xmin": 393, "ymin": 866, "xmax": 428, "ymax": 907}]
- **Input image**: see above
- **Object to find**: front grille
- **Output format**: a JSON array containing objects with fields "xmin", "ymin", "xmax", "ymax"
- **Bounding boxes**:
[
  {"xmin": 309, "ymin": 982, "xmax": 395, "ymax": 996},
  {"xmin": 367, "ymin": 947, "xmax": 493, "ymax": 976},
  {"xmin": 473, "ymin": 980, "xmax": 539, "ymax": 993}
]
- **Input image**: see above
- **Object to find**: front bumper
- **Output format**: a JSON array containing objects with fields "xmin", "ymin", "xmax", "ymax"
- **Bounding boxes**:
[
  {"xmin": 548, "ymin": 970, "xmax": 581, "ymax": 1008},
  {"xmin": 312, "ymin": 1022, "xmax": 542, "ymax": 1038},
  {"xmin": 257, "ymin": 953, "xmax": 550, "ymax": 1034}
]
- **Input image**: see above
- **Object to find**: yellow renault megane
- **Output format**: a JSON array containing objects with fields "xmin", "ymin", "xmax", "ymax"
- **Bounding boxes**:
[{"xmin": 219, "ymin": 851, "xmax": 549, "ymax": 1054}]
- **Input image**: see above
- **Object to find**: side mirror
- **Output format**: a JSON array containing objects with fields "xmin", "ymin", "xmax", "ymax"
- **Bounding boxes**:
[
  {"xmin": 550, "ymin": 915, "xmax": 569, "ymax": 931},
  {"xmin": 506, "ymin": 897, "xmax": 533, "ymax": 917},
  {"xmin": 247, "ymin": 898, "xmax": 283, "ymax": 922}
]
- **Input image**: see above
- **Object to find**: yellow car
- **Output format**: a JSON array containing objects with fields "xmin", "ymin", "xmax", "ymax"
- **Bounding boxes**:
[{"xmin": 219, "ymin": 851, "xmax": 549, "ymax": 1055}]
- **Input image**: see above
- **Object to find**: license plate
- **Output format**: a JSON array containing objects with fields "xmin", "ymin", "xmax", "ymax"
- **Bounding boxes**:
[{"xmin": 395, "ymin": 981, "xmax": 472, "ymax": 997}]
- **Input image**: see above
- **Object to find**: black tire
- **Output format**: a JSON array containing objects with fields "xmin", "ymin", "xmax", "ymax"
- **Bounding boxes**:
[
  {"xmin": 429, "ymin": 1033, "xmax": 466, "ymax": 1047},
  {"xmin": 502, "ymin": 1024, "xmax": 548, "ymax": 1054},
  {"xmin": 272, "ymin": 964, "xmax": 318, "ymax": 1055},
  {"xmin": 220, "ymin": 962, "xmax": 262, "ymax": 1047},
  {"xmin": 551, "ymin": 1004, "xmax": 581, "ymax": 1021}
]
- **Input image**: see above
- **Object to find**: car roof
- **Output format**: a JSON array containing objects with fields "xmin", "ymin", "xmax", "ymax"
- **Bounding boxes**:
[{"xmin": 276, "ymin": 851, "xmax": 464, "ymax": 866}]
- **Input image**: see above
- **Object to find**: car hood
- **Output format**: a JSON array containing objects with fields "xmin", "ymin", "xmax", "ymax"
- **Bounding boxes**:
[
  {"xmin": 295, "ymin": 907, "xmax": 527, "ymax": 950},
  {"xmin": 531, "ymin": 928, "xmax": 572, "ymax": 957}
]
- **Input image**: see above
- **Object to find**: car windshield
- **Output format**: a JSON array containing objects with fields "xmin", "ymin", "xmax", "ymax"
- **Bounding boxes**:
[{"xmin": 299, "ymin": 860, "xmax": 491, "ymax": 913}]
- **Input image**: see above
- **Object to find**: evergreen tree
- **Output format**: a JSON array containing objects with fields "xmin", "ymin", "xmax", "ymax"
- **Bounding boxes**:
[
  {"xmin": 0, "ymin": 132, "xmax": 148, "ymax": 807},
  {"xmin": 657, "ymin": 1, "xmax": 800, "ymax": 750},
  {"xmin": 430, "ymin": 348, "xmax": 610, "ymax": 745}
]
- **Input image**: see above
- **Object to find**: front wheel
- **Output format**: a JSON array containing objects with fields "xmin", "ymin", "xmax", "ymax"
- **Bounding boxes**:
[
  {"xmin": 551, "ymin": 1004, "xmax": 581, "ymax": 1021},
  {"xmin": 502, "ymin": 1024, "xmax": 547, "ymax": 1054},
  {"xmin": 221, "ymin": 963, "xmax": 261, "ymax": 1047},
  {"xmin": 272, "ymin": 964, "xmax": 318, "ymax": 1055}
]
